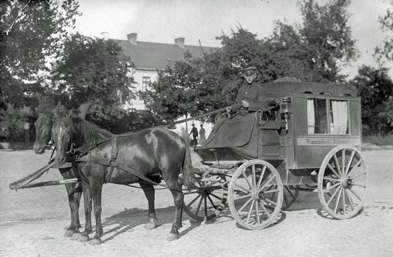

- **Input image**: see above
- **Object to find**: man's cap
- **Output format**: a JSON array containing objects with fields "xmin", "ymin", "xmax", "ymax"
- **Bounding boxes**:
[{"xmin": 244, "ymin": 66, "xmax": 257, "ymax": 76}]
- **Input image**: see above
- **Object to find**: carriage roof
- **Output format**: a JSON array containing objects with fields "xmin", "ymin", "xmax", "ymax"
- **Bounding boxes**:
[{"xmin": 258, "ymin": 78, "xmax": 357, "ymax": 98}]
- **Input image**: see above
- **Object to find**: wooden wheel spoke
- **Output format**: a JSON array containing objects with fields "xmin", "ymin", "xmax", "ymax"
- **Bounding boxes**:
[
  {"xmin": 322, "ymin": 182, "xmax": 340, "ymax": 194},
  {"xmin": 234, "ymin": 182, "xmax": 252, "ymax": 194},
  {"xmin": 257, "ymin": 166, "xmax": 266, "ymax": 188},
  {"xmin": 345, "ymin": 151, "xmax": 356, "ymax": 176},
  {"xmin": 284, "ymin": 186, "xmax": 295, "ymax": 198},
  {"xmin": 333, "ymin": 154, "xmax": 343, "ymax": 176},
  {"xmin": 345, "ymin": 188, "xmax": 355, "ymax": 211},
  {"xmin": 348, "ymin": 187, "xmax": 363, "ymax": 202},
  {"xmin": 334, "ymin": 188, "xmax": 343, "ymax": 214},
  {"xmin": 186, "ymin": 194, "xmax": 201, "ymax": 208},
  {"xmin": 252, "ymin": 165, "xmax": 256, "ymax": 188},
  {"xmin": 342, "ymin": 149, "xmax": 346, "ymax": 177},
  {"xmin": 264, "ymin": 188, "xmax": 281, "ymax": 194},
  {"xmin": 352, "ymin": 183, "xmax": 366, "ymax": 188},
  {"xmin": 258, "ymin": 201, "xmax": 272, "ymax": 218},
  {"xmin": 326, "ymin": 185, "xmax": 341, "ymax": 205},
  {"xmin": 264, "ymin": 198, "xmax": 278, "ymax": 206},
  {"xmin": 255, "ymin": 201, "xmax": 261, "ymax": 224},
  {"xmin": 208, "ymin": 193, "xmax": 222, "ymax": 201},
  {"xmin": 241, "ymin": 170, "xmax": 253, "ymax": 189},
  {"xmin": 246, "ymin": 200, "xmax": 256, "ymax": 224},
  {"xmin": 346, "ymin": 158, "xmax": 364, "ymax": 177},
  {"xmin": 350, "ymin": 171, "xmax": 367, "ymax": 180},
  {"xmin": 260, "ymin": 174, "xmax": 276, "ymax": 190},
  {"xmin": 327, "ymin": 162, "xmax": 341, "ymax": 178},
  {"xmin": 342, "ymin": 187, "xmax": 346, "ymax": 214},
  {"xmin": 234, "ymin": 194, "xmax": 252, "ymax": 201},
  {"xmin": 204, "ymin": 195, "xmax": 208, "ymax": 217},
  {"xmin": 237, "ymin": 197, "xmax": 253, "ymax": 214},
  {"xmin": 195, "ymin": 195, "xmax": 204, "ymax": 216}
]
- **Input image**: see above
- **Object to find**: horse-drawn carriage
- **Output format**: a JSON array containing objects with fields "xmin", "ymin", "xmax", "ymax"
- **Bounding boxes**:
[
  {"xmin": 9, "ymin": 79, "xmax": 367, "ymax": 242},
  {"xmin": 183, "ymin": 79, "xmax": 367, "ymax": 229}
]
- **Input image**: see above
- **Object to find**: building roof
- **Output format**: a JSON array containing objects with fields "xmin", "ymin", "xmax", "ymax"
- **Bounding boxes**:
[{"xmin": 114, "ymin": 39, "xmax": 217, "ymax": 70}]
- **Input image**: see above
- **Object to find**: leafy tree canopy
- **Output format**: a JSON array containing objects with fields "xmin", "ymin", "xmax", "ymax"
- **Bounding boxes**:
[
  {"xmin": 375, "ymin": 0, "xmax": 393, "ymax": 63},
  {"xmin": 350, "ymin": 65, "xmax": 393, "ymax": 135},
  {"xmin": 50, "ymin": 33, "xmax": 136, "ymax": 123},
  {"xmin": 141, "ymin": 0, "xmax": 359, "ymax": 121},
  {"xmin": 0, "ymin": 0, "xmax": 80, "ymax": 108}
]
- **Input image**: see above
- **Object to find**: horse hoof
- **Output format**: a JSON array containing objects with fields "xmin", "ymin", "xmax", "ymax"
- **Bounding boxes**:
[
  {"xmin": 88, "ymin": 238, "xmax": 102, "ymax": 245},
  {"xmin": 166, "ymin": 233, "xmax": 180, "ymax": 241},
  {"xmin": 144, "ymin": 219, "xmax": 157, "ymax": 230},
  {"xmin": 64, "ymin": 230, "xmax": 74, "ymax": 237},
  {"xmin": 78, "ymin": 235, "xmax": 89, "ymax": 242},
  {"xmin": 70, "ymin": 233, "xmax": 82, "ymax": 240}
]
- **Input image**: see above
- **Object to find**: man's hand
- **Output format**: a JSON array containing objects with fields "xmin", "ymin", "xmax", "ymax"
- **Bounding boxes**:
[
  {"xmin": 226, "ymin": 106, "xmax": 232, "ymax": 112},
  {"xmin": 241, "ymin": 100, "xmax": 249, "ymax": 108}
]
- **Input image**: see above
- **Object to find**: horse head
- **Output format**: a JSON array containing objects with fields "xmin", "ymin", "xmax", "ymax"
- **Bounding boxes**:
[
  {"xmin": 33, "ymin": 102, "xmax": 63, "ymax": 154},
  {"xmin": 33, "ymin": 102, "xmax": 91, "ymax": 154}
]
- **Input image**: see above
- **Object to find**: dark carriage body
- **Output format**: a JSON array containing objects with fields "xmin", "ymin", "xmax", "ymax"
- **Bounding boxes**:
[{"xmin": 195, "ymin": 79, "xmax": 361, "ymax": 185}]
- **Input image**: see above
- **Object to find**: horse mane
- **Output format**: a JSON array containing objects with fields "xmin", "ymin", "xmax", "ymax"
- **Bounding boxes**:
[
  {"xmin": 38, "ymin": 102, "xmax": 67, "ymax": 118},
  {"xmin": 70, "ymin": 115, "xmax": 113, "ymax": 144}
]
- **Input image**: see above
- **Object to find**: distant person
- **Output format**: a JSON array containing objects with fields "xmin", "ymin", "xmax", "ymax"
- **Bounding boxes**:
[
  {"xmin": 199, "ymin": 124, "xmax": 206, "ymax": 145},
  {"xmin": 189, "ymin": 124, "xmax": 198, "ymax": 147}
]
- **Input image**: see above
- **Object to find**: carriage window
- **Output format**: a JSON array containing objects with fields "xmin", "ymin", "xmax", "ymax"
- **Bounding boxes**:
[
  {"xmin": 307, "ymin": 99, "xmax": 349, "ymax": 135},
  {"xmin": 330, "ymin": 100, "xmax": 348, "ymax": 134},
  {"xmin": 307, "ymin": 99, "xmax": 327, "ymax": 134}
]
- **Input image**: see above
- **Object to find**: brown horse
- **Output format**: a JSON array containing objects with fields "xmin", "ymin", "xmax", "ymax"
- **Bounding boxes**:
[
  {"xmin": 33, "ymin": 103, "xmax": 92, "ymax": 238},
  {"xmin": 52, "ymin": 109, "xmax": 197, "ymax": 244}
]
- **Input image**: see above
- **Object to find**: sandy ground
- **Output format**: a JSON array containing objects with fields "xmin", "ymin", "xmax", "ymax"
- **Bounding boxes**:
[{"xmin": 0, "ymin": 147, "xmax": 392, "ymax": 257}]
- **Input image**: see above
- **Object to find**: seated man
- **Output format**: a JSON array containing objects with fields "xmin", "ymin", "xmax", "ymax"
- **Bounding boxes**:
[{"xmin": 196, "ymin": 66, "xmax": 267, "ymax": 159}]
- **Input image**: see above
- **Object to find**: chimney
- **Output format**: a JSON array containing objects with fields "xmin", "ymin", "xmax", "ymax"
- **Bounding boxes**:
[
  {"xmin": 100, "ymin": 32, "xmax": 108, "ymax": 41},
  {"xmin": 127, "ymin": 33, "xmax": 137, "ymax": 45},
  {"xmin": 175, "ymin": 37, "xmax": 185, "ymax": 48}
]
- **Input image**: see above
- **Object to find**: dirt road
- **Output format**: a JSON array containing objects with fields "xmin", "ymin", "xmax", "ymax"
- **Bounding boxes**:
[{"xmin": 0, "ymin": 148, "xmax": 392, "ymax": 257}]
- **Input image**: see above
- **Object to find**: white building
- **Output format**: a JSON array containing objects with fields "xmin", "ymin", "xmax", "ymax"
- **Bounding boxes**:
[{"xmin": 102, "ymin": 32, "xmax": 216, "ymax": 138}]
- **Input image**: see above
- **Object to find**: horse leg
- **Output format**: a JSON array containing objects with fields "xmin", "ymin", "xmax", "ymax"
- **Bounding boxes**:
[
  {"xmin": 64, "ymin": 182, "xmax": 82, "ymax": 237},
  {"xmin": 75, "ymin": 180, "xmax": 92, "ymax": 242},
  {"xmin": 88, "ymin": 180, "xmax": 104, "ymax": 245},
  {"xmin": 165, "ymin": 179, "xmax": 184, "ymax": 241},
  {"xmin": 139, "ymin": 181, "xmax": 157, "ymax": 229}
]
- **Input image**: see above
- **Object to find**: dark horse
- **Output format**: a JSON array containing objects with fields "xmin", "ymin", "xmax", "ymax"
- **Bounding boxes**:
[
  {"xmin": 33, "ymin": 103, "xmax": 92, "ymax": 238},
  {"xmin": 52, "ymin": 109, "xmax": 197, "ymax": 244}
]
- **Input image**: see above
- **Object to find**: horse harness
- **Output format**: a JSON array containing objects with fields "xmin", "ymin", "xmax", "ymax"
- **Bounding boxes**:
[{"xmin": 69, "ymin": 135, "xmax": 163, "ymax": 187}]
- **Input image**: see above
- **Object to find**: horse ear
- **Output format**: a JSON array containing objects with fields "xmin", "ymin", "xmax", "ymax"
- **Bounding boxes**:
[{"xmin": 78, "ymin": 102, "xmax": 91, "ymax": 120}]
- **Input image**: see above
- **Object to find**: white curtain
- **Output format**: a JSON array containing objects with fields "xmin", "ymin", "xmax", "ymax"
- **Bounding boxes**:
[
  {"xmin": 307, "ymin": 99, "xmax": 315, "ymax": 134},
  {"xmin": 331, "ymin": 101, "xmax": 348, "ymax": 134}
]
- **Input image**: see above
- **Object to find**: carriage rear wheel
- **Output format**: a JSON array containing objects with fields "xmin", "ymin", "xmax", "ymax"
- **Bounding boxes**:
[
  {"xmin": 228, "ymin": 160, "xmax": 283, "ymax": 230},
  {"xmin": 318, "ymin": 145, "xmax": 368, "ymax": 219},
  {"xmin": 183, "ymin": 174, "xmax": 227, "ymax": 221}
]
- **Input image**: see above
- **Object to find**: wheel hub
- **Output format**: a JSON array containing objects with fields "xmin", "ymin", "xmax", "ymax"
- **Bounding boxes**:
[{"xmin": 341, "ymin": 177, "xmax": 353, "ymax": 189}]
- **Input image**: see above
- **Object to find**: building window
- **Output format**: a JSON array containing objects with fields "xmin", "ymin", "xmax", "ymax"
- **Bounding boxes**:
[
  {"xmin": 142, "ymin": 77, "xmax": 151, "ymax": 92},
  {"xmin": 307, "ymin": 98, "xmax": 349, "ymax": 135}
]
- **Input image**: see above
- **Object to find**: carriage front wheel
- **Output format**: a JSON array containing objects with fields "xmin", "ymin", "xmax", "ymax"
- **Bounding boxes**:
[
  {"xmin": 228, "ymin": 160, "xmax": 283, "ymax": 230},
  {"xmin": 318, "ymin": 145, "xmax": 368, "ymax": 219}
]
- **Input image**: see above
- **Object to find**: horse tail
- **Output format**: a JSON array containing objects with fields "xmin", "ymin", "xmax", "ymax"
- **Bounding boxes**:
[{"xmin": 182, "ymin": 139, "xmax": 198, "ymax": 190}]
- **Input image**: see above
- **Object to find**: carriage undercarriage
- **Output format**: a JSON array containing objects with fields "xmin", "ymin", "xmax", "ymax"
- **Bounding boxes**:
[{"xmin": 183, "ymin": 144, "xmax": 368, "ymax": 230}]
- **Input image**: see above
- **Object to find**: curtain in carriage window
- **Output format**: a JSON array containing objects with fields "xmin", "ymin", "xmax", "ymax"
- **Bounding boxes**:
[
  {"xmin": 331, "ymin": 100, "xmax": 348, "ymax": 134},
  {"xmin": 307, "ymin": 99, "xmax": 315, "ymax": 134}
]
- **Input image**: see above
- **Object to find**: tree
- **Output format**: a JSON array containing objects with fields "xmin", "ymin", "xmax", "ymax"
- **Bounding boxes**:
[
  {"xmin": 0, "ymin": 0, "xmax": 80, "ymax": 108},
  {"xmin": 269, "ymin": 0, "xmax": 358, "ymax": 82},
  {"xmin": 50, "ymin": 33, "xmax": 135, "ymax": 123},
  {"xmin": 350, "ymin": 65, "xmax": 393, "ymax": 135},
  {"xmin": 375, "ymin": 0, "xmax": 393, "ymax": 63}
]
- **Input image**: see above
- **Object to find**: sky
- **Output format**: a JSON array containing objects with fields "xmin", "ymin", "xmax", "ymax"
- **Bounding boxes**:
[{"xmin": 73, "ymin": 0, "xmax": 393, "ymax": 79}]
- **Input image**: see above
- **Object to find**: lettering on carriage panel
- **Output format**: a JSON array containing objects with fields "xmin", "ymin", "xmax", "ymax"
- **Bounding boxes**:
[{"xmin": 297, "ymin": 137, "xmax": 361, "ymax": 146}]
